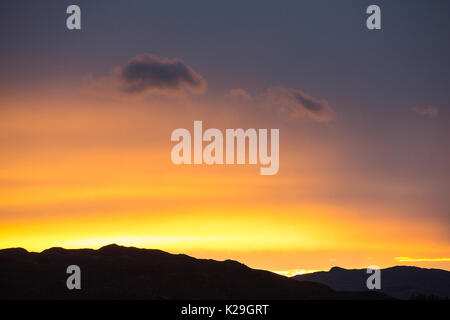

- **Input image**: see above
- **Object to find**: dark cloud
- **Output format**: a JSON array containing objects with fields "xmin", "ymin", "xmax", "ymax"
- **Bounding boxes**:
[
  {"xmin": 266, "ymin": 87, "xmax": 335, "ymax": 122},
  {"xmin": 120, "ymin": 54, "xmax": 206, "ymax": 95},
  {"xmin": 85, "ymin": 54, "xmax": 206, "ymax": 98}
]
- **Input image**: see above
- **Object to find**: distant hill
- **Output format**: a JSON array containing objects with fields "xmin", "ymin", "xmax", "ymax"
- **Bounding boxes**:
[
  {"xmin": 0, "ymin": 244, "xmax": 387, "ymax": 300},
  {"xmin": 293, "ymin": 266, "xmax": 450, "ymax": 300}
]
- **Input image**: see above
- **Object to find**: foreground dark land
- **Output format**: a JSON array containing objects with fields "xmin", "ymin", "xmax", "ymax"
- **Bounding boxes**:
[{"xmin": 0, "ymin": 244, "xmax": 389, "ymax": 300}]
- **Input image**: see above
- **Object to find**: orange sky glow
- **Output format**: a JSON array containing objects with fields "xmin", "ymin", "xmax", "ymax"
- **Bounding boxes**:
[{"xmin": 1, "ymin": 91, "xmax": 449, "ymax": 273}]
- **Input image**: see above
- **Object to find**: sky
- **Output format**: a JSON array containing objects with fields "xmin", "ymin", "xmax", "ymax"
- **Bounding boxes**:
[{"xmin": 0, "ymin": 0, "xmax": 449, "ymax": 273}]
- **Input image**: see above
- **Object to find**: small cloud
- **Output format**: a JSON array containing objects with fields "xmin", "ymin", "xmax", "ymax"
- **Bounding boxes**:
[
  {"xmin": 265, "ymin": 87, "xmax": 335, "ymax": 122},
  {"xmin": 85, "ymin": 53, "xmax": 206, "ymax": 98},
  {"xmin": 394, "ymin": 256, "xmax": 450, "ymax": 262},
  {"xmin": 411, "ymin": 106, "xmax": 438, "ymax": 118},
  {"xmin": 228, "ymin": 88, "xmax": 252, "ymax": 101}
]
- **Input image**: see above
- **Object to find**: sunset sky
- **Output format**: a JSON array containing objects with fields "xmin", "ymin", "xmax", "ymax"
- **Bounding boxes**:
[{"xmin": 1, "ymin": 0, "xmax": 449, "ymax": 273}]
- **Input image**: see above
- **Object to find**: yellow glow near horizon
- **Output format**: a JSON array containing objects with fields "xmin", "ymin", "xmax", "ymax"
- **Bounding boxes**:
[
  {"xmin": 0, "ymin": 205, "xmax": 349, "ymax": 252},
  {"xmin": 271, "ymin": 269, "xmax": 320, "ymax": 277}
]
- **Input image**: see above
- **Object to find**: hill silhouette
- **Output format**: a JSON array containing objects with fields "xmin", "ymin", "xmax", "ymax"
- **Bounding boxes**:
[
  {"xmin": 293, "ymin": 266, "xmax": 450, "ymax": 300},
  {"xmin": 0, "ymin": 244, "xmax": 388, "ymax": 300}
]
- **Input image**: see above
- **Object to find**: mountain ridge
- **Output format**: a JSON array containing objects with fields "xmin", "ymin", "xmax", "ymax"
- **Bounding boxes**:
[
  {"xmin": 293, "ymin": 265, "xmax": 450, "ymax": 300},
  {"xmin": 0, "ymin": 244, "xmax": 388, "ymax": 300}
]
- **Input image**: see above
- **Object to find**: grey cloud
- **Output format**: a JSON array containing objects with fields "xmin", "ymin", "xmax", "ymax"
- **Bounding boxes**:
[
  {"xmin": 120, "ymin": 54, "xmax": 206, "ymax": 95},
  {"xmin": 86, "ymin": 53, "xmax": 207, "ymax": 98}
]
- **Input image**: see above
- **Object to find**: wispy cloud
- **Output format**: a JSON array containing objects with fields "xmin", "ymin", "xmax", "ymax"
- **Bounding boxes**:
[
  {"xmin": 411, "ymin": 106, "xmax": 439, "ymax": 118},
  {"xmin": 265, "ymin": 87, "xmax": 335, "ymax": 122},
  {"xmin": 228, "ymin": 88, "xmax": 252, "ymax": 101},
  {"xmin": 394, "ymin": 257, "xmax": 450, "ymax": 262}
]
